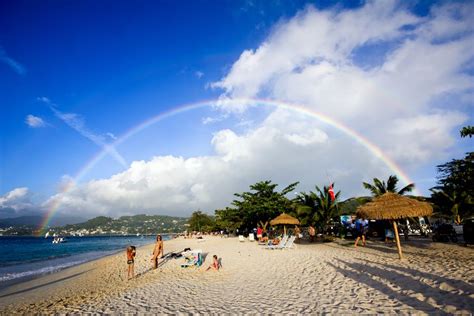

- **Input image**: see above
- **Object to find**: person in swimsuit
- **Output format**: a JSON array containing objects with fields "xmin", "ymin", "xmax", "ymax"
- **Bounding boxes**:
[
  {"xmin": 309, "ymin": 225, "xmax": 316, "ymax": 243},
  {"xmin": 151, "ymin": 234, "xmax": 164, "ymax": 269},
  {"xmin": 206, "ymin": 255, "xmax": 220, "ymax": 271},
  {"xmin": 126, "ymin": 245, "xmax": 136, "ymax": 280}
]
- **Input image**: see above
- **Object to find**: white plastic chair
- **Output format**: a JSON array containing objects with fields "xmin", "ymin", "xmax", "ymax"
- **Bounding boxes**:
[{"xmin": 248, "ymin": 233, "xmax": 255, "ymax": 242}]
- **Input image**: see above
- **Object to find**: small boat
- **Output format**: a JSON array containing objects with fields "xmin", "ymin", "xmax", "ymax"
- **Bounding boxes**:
[
  {"xmin": 44, "ymin": 232, "xmax": 50, "ymax": 238},
  {"xmin": 52, "ymin": 237, "xmax": 66, "ymax": 244}
]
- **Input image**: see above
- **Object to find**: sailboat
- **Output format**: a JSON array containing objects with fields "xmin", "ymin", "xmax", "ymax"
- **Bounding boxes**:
[{"xmin": 44, "ymin": 231, "xmax": 50, "ymax": 238}]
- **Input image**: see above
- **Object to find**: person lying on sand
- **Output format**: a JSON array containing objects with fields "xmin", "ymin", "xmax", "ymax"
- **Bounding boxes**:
[
  {"xmin": 270, "ymin": 237, "xmax": 280, "ymax": 246},
  {"xmin": 206, "ymin": 255, "xmax": 220, "ymax": 271}
]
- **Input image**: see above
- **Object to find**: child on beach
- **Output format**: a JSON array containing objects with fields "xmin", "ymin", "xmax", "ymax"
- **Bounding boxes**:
[
  {"xmin": 126, "ymin": 245, "xmax": 136, "ymax": 280},
  {"xmin": 206, "ymin": 255, "xmax": 220, "ymax": 271}
]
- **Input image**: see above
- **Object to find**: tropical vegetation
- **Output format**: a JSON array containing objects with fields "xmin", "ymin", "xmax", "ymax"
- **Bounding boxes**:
[
  {"xmin": 293, "ymin": 185, "xmax": 341, "ymax": 232},
  {"xmin": 362, "ymin": 175, "xmax": 414, "ymax": 197},
  {"xmin": 429, "ymin": 126, "xmax": 473, "ymax": 222}
]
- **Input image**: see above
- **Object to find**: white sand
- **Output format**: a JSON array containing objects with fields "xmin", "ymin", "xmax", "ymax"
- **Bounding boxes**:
[{"xmin": 1, "ymin": 236, "xmax": 473, "ymax": 314}]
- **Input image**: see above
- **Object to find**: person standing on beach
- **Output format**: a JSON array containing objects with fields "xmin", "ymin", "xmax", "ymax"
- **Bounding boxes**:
[
  {"xmin": 151, "ymin": 234, "xmax": 164, "ymax": 269},
  {"xmin": 256, "ymin": 226, "xmax": 263, "ymax": 242},
  {"xmin": 309, "ymin": 225, "xmax": 316, "ymax": 243},
  {"xmin": 126, "ymin": 246, "xmax": 136, "ymax": 280},
  {"xmin": 354, "ymin": 218, "xmax": 367, "ymax": 248},
  {"xmin": 295, "ymin": 226, "xmax": 301, "ymax": 242}
]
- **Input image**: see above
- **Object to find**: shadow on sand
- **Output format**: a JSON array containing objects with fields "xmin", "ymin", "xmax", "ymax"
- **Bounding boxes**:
[
  {"xmin": 329, "ymin": 258, "xmax": 473, "ymax": 313},
  {"xmin": 361, "ymin": 257, "xmax": 474, "ymax": 295}
]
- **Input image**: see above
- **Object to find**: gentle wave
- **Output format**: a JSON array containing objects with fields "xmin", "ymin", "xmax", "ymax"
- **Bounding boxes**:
[{"xmin": 0, "ymin": 259, "xmax": 89, "ymax": 282}]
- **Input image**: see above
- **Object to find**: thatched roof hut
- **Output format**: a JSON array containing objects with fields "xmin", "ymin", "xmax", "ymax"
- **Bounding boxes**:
[
  {"xmin": 270, "ymin": 213, "xmax": 300, "ymax": 235},
  {"xmin": 356, "ymin": 192, "xmax": 433, "ymax": 259},
  {"xmin": 356, "ymin": 192, "xmax": 433, "ymax": 220},
  {"xmin": 270, "ymin": 213, "xmax": 300, "ymax": 226}
]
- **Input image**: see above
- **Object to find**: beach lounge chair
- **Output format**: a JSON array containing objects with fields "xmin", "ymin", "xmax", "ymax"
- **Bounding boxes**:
[
  {"xmin": 248, "ymin": 233, "xmax": 255, "ymax": 242},
  {"xmin": 282, "ymin": 235, "xmax": 296, "ymax": 249},
  {"xmin": 239, "ymin": 235, "xmax": 245, "ymax": 242},
  {"xmin": 265, "ymin": 235, "xmax": 289, "ymax": 250}
]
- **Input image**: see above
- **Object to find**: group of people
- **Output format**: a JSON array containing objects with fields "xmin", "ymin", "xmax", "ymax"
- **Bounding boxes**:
[
  {"xmin": 126, "ymin": 234, "xmax": 220, "ymax": 280},
  {"xmin": 126, "ymin": 234, "xmax": 164, "ymax": 280},
  {"xmin": 254, "ymin": 224, "xmax": 316, "ymax": 244}
]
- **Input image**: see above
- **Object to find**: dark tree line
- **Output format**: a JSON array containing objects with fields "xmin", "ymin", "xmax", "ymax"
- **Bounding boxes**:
[{"xmin": 429, "ymin": 126, "xmax": 473, "ymax": 222}]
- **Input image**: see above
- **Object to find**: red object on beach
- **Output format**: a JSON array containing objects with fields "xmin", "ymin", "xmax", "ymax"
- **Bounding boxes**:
[{"xmin": 328, "ymin": 184, "xmax": 335, "ymax": 202}]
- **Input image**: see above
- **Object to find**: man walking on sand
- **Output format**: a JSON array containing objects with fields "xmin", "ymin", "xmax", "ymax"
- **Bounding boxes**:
[{"xmin": 354, "ymin": 218, "xmax": 367, "ymax": 248}]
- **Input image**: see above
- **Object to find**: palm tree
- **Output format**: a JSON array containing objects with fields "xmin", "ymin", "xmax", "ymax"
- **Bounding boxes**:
[
  {"xmin": 430, "ymin": 187, "xmax": 472, "ymax": 223},
  {"xmin": 363, "ymin": 175, "xmax": 414, "ymax": 197},
  {"xmin": 294, "ymin": 185, "xmax": 340, "ymax": 233}
]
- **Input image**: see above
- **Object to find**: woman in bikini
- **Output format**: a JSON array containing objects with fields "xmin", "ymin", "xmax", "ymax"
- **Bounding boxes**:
[
  {"xmin": 206, "ymin": 255, "xmax": 220, "ymax": 271},
  {"xmin": 126, "ymin": 245, "xmax": 136, "ymax": 280},
  {"xmin": 151, "ymin": 234, "xmax": 164, "ymax": 269}
]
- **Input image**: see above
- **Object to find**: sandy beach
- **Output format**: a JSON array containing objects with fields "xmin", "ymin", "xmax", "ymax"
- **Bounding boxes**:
[{"xmin": 1, "ymin": 236, "xmax": 473, "ymax": 314}]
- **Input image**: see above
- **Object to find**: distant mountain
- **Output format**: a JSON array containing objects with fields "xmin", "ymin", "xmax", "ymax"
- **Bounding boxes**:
[
  {"xmin": 59, "ymin": 214, "xmax": 189, "ymax": 235},
  {"xmin": 0, "ymin": 214, "xmax": 189, "ymax": 236},
  {"xmin": 0, "ymin": 215, "xmax": 86, "ymax": 228}
]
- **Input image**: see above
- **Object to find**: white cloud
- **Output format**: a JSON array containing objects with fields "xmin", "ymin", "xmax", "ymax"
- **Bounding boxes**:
[
  {"xmin": 0, "ymin": 187, "xmax": 29, "ymax": 205},
  {"xmin": 0, "ymin": 47, "xmax": 26, "ymax": 75},
  {"xmin": 212, "ymin": 0, "xmax": 474, "ymax": 165},
  {"xmin": 37, "ymin": 97, "xmax": 128, "ymax": 168},
  {"xmin": 25, "ymin": 115, "xmax": 46, "ymax": 128},
  {"xmin": 44, "ymin": 109, "xmax": 392, "ymax": 218},
  {"xmin": 0, "ymin": 187, "xmax": 35, "ymax": 217},
  {"xmin": 195, "ymin": 71, "xmax": 204, "ymax": 79},
  {"xmin": 106, "ymin": 132, "xmax": 118, "ymax": 140}
]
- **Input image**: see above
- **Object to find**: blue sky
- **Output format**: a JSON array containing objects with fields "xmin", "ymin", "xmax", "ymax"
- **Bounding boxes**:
[
  {"xmin": 1, "ymin": 0, "xmax": 315, "ymax": 193},
  {"xmin": 1, "ymin": 0, "xmax": 473, "ymax": 219}
]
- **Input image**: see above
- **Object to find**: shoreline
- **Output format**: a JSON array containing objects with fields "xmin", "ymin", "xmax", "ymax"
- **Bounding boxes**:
[
  {"xmin": 1, "ymin": 236, "xmax": 473, "ymax": 314},
  {"xmin": 0, "ymin": 248, "xmax": 124, "ymax": 292},
  {"xmin": 0, "ymin": 235, "xmax": 179, "ymax": 290}
]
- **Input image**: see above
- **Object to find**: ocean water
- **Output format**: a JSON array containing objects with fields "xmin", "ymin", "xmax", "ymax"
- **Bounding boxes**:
[{"xmin": 0, "ymin": 235, "xmax": 172, "ymax": 288}]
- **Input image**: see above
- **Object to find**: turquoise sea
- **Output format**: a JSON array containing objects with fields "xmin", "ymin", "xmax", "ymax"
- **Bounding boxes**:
[{"xmin": 0, "ymin": 235, "xmax": 172, "ymax": 288}]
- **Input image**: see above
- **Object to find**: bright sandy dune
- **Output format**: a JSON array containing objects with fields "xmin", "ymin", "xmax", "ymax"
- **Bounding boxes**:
[{"xmin": 0, "ymin": 236, "xmax": 473, "ymax": 314}]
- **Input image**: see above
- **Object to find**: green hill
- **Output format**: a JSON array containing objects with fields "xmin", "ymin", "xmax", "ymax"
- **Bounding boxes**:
[{"xmin": 55, "ymin": 214, "xmax": 189, "ymax": 236}]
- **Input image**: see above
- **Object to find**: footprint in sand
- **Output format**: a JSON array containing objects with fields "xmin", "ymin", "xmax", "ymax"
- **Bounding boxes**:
[{"xmin": 439, "ymin": 282, "xmax": 456, "ymax": 292}]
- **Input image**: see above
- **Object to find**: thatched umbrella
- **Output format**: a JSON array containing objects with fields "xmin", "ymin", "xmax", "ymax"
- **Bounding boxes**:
[
  {"xmin": 270, "ymin": 213, "xmax": 300, "ymax": 236},
  {"xmin": 357, "ymin": 192, "xmax": 433, "ymax": 259}
]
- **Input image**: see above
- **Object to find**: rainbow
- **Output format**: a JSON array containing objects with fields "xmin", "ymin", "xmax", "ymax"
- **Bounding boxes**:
[{"xmin": 37, "ymin": 98, "xmax": 419, "ymax": 234}]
